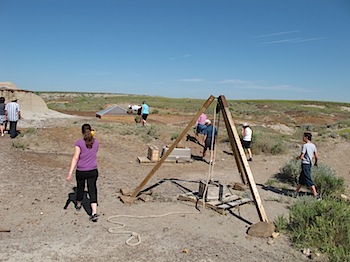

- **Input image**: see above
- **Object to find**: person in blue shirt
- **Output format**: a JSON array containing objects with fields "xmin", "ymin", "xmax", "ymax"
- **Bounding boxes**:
[
  {"xmin": 202, "ymin": 119, "xmax": 217, "ymax": 164},
  {"xmin": 141, "ymin": 100, "xmax": 149, "ymax": 126}
]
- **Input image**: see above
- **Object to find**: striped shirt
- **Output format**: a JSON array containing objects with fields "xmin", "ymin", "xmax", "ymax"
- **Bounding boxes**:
[{"xmin": 5, "ymin": 102, "xmax": 20, "ymax": 121}]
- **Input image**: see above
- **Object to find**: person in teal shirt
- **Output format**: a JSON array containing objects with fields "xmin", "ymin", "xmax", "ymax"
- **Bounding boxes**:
[{"xmin": 141, "ymin": 100, "xmax": 149, "ymax": 126}]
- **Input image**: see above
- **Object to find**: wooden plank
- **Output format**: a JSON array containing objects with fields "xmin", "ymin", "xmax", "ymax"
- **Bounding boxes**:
[
  {"xmin": 131, "ymin": 95, "xmax": 216, "ymax": 198},
  {"xmin": 217, "ymin": 95, "xmax": 268, "ymax": 222},
  {"xmin": 0, "ymin": 227, "xmax": 10, "ymax": 232},
  {"xmin": 220, "ymin": 194, "xmax": 241, "ymax": 203},
  {"xmin": 177, "ymin": 194, "xmax": 225, "ymax": 212},
  {"xmin": 137, "ymin": 156, "xmax": 151, "ymax": 163},
  {"xmin": 217, "ymin": 96, "xmax": 247, "ymax": 185},
  {"xmin": 138, "ymin": 156, "xmax": 192, "ymax": 164},
  {"xmin": 217, "ymin": 198, "xmax": 252, "ymax": 209}
]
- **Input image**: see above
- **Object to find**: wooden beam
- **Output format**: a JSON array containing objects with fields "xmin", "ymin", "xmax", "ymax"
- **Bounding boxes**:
[
  {"xmin": 217, "ymin": 95, "xmax": 268, "ymax": 222},
  {"xmin": 217, "ymin": 96, "xmax": 247, "ymax": 184},
  {"xmin": 131, "ymin": 95, "xmax": 216, "ymax": 198}
]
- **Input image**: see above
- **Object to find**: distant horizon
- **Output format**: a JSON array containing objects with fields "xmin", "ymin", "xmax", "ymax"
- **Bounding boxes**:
[
  {"xmin": 33, "ymin": 88, "xmax": 350, "ymax": 104},
  {"xmin": 2, "ymin": 80, "xmax": 349, "ymax": 103},
  {"xmin": 1, "ymin": 1, "xmax": 349, "ymax": 103}
]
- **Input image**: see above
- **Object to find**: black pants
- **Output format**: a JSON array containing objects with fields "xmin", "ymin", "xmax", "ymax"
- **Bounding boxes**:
[
  {"xmin": 76, "ymin": 169, "xmax": 98, "ymax": 204},
  {"xmin": 9, "ymin": 121, "xmax": 17, "ymax": 138}
]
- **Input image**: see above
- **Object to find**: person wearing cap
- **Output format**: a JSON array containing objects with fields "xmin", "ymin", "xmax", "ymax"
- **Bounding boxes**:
[
  {"xmin": 5, "ymin": 96, "xmax": 21, "ymax": 139},
  {"xmin": 241, "ymin": 123, "xmax": 253, "ymax": 161},
  {"xmin": 202, "ymin": 119, "xmax": 217, "ymax": 164}
]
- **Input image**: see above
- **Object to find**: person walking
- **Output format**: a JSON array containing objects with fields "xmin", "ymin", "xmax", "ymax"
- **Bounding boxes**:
[
  {"xmin": 66, "ymin": 124, "xmax": 100, "ymax": 222},
  {"xmin": 295, "ymin": 132, "xmax": 320, "ymax": 199},
  {"xmin": 241, "ymin": 123, "xmax": 253, "ymax": 161},
  {"xmin": 141, "ymin": 100, "xmax": 149, "ymax": 126},
  {"xmin": 5, "ymin": 96, "xmax": 21, "ymax": 139},
  {"xmin": 202, "ymin": 119, "xmax": 217, "ymax": 164},
  {"xmin": 0, "ymin": 97, "xmax": 6, "ymax": 137}
]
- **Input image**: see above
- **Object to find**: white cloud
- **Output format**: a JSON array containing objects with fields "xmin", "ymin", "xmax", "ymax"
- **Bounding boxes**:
[
  {"xmin": 256, "ymin": 30, "xmax": 300, "ymax": 38},
  {"xmin": 261, "ymin": 37, "xmax": 324, "ymax": 45}
]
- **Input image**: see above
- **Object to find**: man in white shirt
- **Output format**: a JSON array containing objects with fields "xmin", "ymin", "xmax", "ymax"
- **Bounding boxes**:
[
  {"xmin": 5, "ymin": 96, "xmax": 21, "ymax": 139},
  {"xmin": 241, "ymin": 123, "xmax": 253, "ymax": 161}
]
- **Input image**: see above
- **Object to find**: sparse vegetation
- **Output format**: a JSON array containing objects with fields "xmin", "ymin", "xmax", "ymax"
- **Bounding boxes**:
[
  {"xmin": 338, "ymin": 129, "xmax": 350, "ymax": 140},
  {"xmin": 6, "ymin": 92, "xmax": 350, "ymax": 261},
  {"xmin": 277, "ymin": 157, "xmax": 348, "ymax": 261},
  {"xmin": 11, "ymin": 141, "xmax": 28, "ymax": 149},
  {"xmin": 289, "ymin": 197, "xmax": 350, "ymax": 261},
  {"xmin": 250, "ymin": 127, "xmax": 289, "ymax": 155},
  {"xmin": 274, "ymin": 214, "xmax": 288, "ymax": 233},
  {"xmin": 19, "ymin": 127, "xmax": 37, "ymax": 137},
  {"xmin": 279, "ymin": 159, "xmax": 345, "ymax": 197},
  {"xmin": 170, "ymin": 132, "xmax": 180, "ymax": 140}
]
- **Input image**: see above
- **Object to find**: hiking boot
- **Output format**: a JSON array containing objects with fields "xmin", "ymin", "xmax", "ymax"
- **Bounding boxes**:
[
  {"xmin": 90, "ymin": 214, "xmax": 99, "ymax": 222},
  {"xmin": 248, "ymin": 158, "xmax": 252, "ymax": 162},
  {"xmin": 315, "ymin": 195, "xmax": 322, "ymax": 201}
]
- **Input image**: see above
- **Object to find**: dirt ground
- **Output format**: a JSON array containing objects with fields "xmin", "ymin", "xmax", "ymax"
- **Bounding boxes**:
[{"xmin": 0, "ymin": 111, "xmax": 349, "ymax": 262}]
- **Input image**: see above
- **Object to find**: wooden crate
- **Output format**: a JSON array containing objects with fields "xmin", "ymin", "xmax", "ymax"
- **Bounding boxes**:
[{"xmin": 147, "ymin": 146, "xmax": 160, "ymax": 162}]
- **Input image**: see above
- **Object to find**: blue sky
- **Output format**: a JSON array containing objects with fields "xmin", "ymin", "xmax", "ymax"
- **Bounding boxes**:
[{"xmin": 1, "ymin": 0, "xmax": 350, "ymax": 102}]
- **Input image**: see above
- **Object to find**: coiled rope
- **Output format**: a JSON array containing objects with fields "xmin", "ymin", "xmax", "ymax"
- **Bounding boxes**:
[{"xmin": 107, "ymin": 211, "xmax": 201, "ymax": 246}]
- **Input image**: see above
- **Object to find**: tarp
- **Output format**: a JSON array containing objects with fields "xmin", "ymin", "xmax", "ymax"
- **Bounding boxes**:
[{"xmin": 96, "ymin": 105, "xmax": 128, "ymax": 118}]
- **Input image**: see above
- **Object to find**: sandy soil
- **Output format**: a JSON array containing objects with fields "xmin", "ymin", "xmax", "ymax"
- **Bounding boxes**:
[{"xmin": 0, "ymin": 112, "xmax": 349, "ymax": 262}]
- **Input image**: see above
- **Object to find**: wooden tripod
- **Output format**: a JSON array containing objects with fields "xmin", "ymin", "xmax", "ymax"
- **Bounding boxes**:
[{"xmin": 130, "ymin": 95, "xmax": 268, "ymax": 222}]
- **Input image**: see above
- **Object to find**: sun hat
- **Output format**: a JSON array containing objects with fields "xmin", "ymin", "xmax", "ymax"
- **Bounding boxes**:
[
  {"xmin": 205, "ymin": 119, "xmax": 211, "ymax": 125},
  {"xmin": 10, "ymin": 96, "xmax": 18, "ymax": 102},
  {"xmin": 242, "ymin": 123, "xmax": 249, "ymax": 127}
]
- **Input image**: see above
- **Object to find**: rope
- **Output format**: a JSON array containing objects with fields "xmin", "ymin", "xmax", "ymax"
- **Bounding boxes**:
[
  {"xmin": 202, "ymin": 100, "xmax": 221, "ymax": 210},
  {"xmin": 107, "ymin": 211, "xmax": 201, "ymax": 246}
]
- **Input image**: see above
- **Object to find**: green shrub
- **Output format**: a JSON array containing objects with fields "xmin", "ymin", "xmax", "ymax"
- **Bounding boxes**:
[
  {"xmin": 279, "ymin": 158, "xmax": 300, "ymax": 185},
  {"xmin": 301, "ymin": 123, "xmax": 314, "ymax": 131},
  {"xmin": 288, "ymin": 197, "xmax": 350, "ymax": 261},
  {"xmin": 279, "ymin": 160, "xmax": 345, "ymax": 196},
  {"xmin": 313, "ymin": 165, "xmax": 345, "ymax": 197},
  {"xmin": 119, "ymin": 129, "xmax": 133, "ymax": 136},
  {"xmin": 250, "ymin": 129, "xmax": 288, "ymax": 155},
  {"xmin": 170, "ymin": 132, "xmax": 179, "ymax": 140},
  {"xmin": 12, "ymin": 141, "xmax": 27, "ymax": 149},
  {"xmin": 147, "ymin": 124, "xmax": 160, "ymax": 139},
  {"xmin": 23, "ymin": 127, "xmax": 36, "ymax": 134},
  {"xmin": 274, "ymin": 214, "xmax": 288, "ymax": 233},
  {"xmin": 338, "ymin": 129, "xmax": 350, "ymax": 140}
]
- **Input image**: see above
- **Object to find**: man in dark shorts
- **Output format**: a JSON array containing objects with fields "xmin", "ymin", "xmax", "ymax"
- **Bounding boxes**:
[
  {"xmin": 241, "ymin": 123, "xmax": 252, "ymax": 161},
  {"xmin": 295, "ymin": 132, "xmax": 320, "ymax": 199},
  {"xmin": 141, "ymin": 100, "xmax": 149, "ymax": 126}
]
